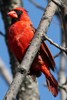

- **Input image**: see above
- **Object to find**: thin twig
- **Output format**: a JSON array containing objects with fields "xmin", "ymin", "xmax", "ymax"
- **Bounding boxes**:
[
  {"xmin": 59, "ymin": 85, "xmax": 67, "ymax": 92},
  {"xmin": 51, "ymin": 0, "xmax": 62, "ymax": 8},
  {"xmin": 44, "ymin": 34, "xmax": 67, "ymax": 53},
  {"xmin": 28, "ymin": 0, "xmax": 44, "ymax": 11},
  {"xmin": 54, "ymin": 51, "xmax": 62, "ymax": 58},
  {"xmin": 0, "ymin": 31, "xmax": 5, "ymax": 37},
  {"xmin": 43, "ymin": 83, "xmax": 67, "ymax": 92}
]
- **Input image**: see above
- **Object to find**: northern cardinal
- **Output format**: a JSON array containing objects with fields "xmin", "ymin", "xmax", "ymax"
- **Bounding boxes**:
[{"xmin": 8, "ymin": 7, "xmax": 58, "ymax": 96}]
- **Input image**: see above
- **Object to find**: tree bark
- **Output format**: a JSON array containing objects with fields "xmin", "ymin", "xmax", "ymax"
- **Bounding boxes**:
[
  {"xmin": 58, "ymin": 0, "xmax": 67, "ymax": 100},
  {"xmin": 58, "ymin": 33, "xmax": 67, "ymax": 100}
]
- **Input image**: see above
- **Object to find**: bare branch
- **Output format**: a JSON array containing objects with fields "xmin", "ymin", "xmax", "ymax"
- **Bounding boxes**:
[
  {"xmin": 54, "ymin": 51, "xmax": 62, "ymax": 58},
  {"xmin": 59, "ymin": 1, "xmax": 67, "ymax": 99},
  {"xmin": 59, "ymin": 85, "xmax": 67, "ymax": 93},
  {"xmin": 58, "ymin": 36, "xmax": 67, "ymax": 100},
  {"xmin": 0, "ymin": 31, "xmax": 5, "ymax": 37},
  {"xmin": 0, "ymin": 58, "xmax": 12, "ymax": 85},
  {"xmin": 51, "ymin": 0, "xmax": 63, "ymax": 8},
  {"xmin": 4, "ymin": 1, "xmax": 59, "ymax": 100},
  {"xmin": 44, "ymin": 34, "xmax": 67, "ymax": 53},
  {"xmin": 44, "ymin": 82, "xmax": 67, "ymax": 92},
  {"xmin": 28, "ymin": 0, "xmax": 44, "ymax": 11}
]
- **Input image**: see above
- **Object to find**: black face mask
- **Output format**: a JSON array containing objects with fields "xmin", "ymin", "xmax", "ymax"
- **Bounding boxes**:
[{"xmin": 11, "ymin": 10, "xmax": 23, "ymax": 24}]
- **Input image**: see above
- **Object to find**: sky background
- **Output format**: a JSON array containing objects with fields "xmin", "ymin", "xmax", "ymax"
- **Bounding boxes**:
[{"xmin": 0, "ymin": 0, "xmax": 61, "ymax": 100}]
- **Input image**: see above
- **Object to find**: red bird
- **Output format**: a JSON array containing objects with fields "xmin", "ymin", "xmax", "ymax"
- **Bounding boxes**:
[{"xmin": 8, "ymin": 7, "xmax": 58, "ymax": 96}]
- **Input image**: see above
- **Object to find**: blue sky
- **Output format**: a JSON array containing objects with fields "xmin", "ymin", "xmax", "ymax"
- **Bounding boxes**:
[{"xmin": 0, "ymin": 0, "xmax": 61, "ymax": 100}]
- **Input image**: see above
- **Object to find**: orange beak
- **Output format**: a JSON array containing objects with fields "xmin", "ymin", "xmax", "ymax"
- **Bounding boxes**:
[{"xmin": 8, "ymin": 11, "xmax": 18, "ymax": 18}]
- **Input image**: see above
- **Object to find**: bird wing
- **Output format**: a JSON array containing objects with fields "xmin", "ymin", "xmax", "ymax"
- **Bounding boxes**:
[
  {"xmin": 31, "ymin": 25, "xmax": 55, "ymax": 70},
  {"xmin": 40, "ymin": 42, "xmax": 55, "ymax": 71}
]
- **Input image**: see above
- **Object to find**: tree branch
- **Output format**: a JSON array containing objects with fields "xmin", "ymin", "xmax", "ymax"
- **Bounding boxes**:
[
  {"xmin": 51, "ymin": 0, "xmax": 63, "ymax": 8},
  {"xmin": 58, "ymin": 33, "xmax": 67, "ymax": 100},
  {"xmin": 44, "ymin": 34, "xmax": 67, "ymax": 53},
  {"xmin": 28, "ymin": 0, "xmax": 44, "ymax": 11},
  {"xmin": 0, "ymin": 31, "xmax": 5, "ymax": 37},
  {"xmin": 58, "ymin": 1, "xmax": 67, "ymax": 99},
  {"xmin": 44, "ymin": 82, "xmax": 67, "ymax": 93},
  {"xmin": 4, "ymin": 1, "xmax": 59, "ymax": 100},
  {"xmin": 0, "ymin": 58, "xmax": 12, "ymax": 85},
  {"xmin": 54, "ymin": 51, "xmax": 62, "ymax": 58}
]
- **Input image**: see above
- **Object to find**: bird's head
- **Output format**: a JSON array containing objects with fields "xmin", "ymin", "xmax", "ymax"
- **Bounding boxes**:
[{"xmin": 8, "ymin": 7, "xmax": 30, "ymax": 24}]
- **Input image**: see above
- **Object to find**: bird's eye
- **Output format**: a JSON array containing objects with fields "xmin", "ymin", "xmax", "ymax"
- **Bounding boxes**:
[{"xmin": 14, "ymin": 10, "xmax": 23, "ymax": 18}]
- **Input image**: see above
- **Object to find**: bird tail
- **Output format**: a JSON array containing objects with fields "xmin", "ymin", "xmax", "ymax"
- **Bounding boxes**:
[{"xmin": 40, "ymin": 65, "xmax": 58, "ymax": 97}]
